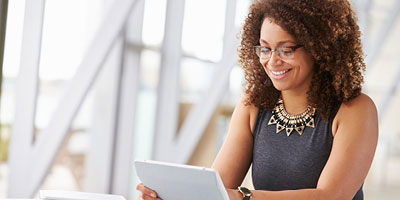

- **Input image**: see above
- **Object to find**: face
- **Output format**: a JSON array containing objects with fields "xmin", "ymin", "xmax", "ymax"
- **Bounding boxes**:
[{"xmin": 259, "ymin": 18, "xmax": 314, "ymax": 93}]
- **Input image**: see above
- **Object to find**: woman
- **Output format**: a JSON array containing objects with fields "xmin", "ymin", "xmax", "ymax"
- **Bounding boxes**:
[{"xmin": 137, "ymin": 0, "xmax": 378, "ymax": 199}]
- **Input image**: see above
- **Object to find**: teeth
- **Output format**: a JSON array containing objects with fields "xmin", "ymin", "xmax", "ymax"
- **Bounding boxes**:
[{"xmin": 271, "ymin": 69, "xmax": 289, "ymax": 75}]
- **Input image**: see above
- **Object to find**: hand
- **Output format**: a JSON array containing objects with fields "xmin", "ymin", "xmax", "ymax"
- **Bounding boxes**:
[
  {"xmin": 226, "ymin": 188, "xmax": 242, "ymax": 200},
  {"xmin": 136, "ymin": 182, "xmax": 162, "ymax": 200}
]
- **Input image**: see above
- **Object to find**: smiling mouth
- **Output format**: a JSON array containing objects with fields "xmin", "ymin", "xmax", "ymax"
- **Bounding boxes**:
[{"xmin": 271, "ymin": 69, "xmax": 292, "ymax": 75}]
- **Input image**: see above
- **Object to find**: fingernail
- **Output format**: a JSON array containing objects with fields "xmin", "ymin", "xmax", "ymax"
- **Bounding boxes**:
[{"xmin": 151, "ymin": 193, "xmax": 157, "ymax": 198}]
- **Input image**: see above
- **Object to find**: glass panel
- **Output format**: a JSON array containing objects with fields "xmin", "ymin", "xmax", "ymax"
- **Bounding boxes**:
[
  {"xmin": 142, "ymin": 0, "xmax": 167, "ymax": 47},
  {"xmin": 235, "ymin": 0, "xmax": 251, "ymax": 28},
  {"xmin": 36, "ymin": 0, "xmax": 106, "ymax": 131},
  {"xmin": 37, "ymin": 0, "xmax": 117, "ymax": 192},
  {"xmin": 180, "ymin": 57, "xmax": 215, "ymax": 103},
  {"xmin": 181, "ymin": 0, "xmax": 227, "ymax": 62}
]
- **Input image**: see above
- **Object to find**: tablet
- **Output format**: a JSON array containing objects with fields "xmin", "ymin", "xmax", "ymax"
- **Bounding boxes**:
[
  {"xmin": 134, "ymin": 160, "xmax": 230, "ymax": 200},
  {"xmin": 39, "ymin": 190, "xmax": 126, "ymax": 200}
]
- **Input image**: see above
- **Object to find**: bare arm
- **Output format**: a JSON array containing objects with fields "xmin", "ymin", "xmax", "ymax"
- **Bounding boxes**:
[
  {"xmin": 315, "ymin": 93, "xmax": 378, "ymax": 199},
  {"xmin": 212, "ymin": 96, "xmax": 258, "ymax": 188},
  {"xmin": 224, "ymin": 94, "xmax": 378, "ymax": 200}
]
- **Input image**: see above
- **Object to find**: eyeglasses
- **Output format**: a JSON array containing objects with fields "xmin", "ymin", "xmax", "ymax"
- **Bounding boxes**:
[{"xmin": 253, "ymin": 45, "xmax": 303, "ymax": 61}]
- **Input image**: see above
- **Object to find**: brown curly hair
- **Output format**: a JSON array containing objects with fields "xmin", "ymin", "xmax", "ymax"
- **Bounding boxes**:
[{"xmin": 239, "ymin": 0, "xmax": 365, "ymax": 119}]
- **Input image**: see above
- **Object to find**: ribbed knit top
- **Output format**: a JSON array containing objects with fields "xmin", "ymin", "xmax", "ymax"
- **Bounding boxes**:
[{"xmin": 251, "ymin": 106, "xmax": 363, "ymax": 200}]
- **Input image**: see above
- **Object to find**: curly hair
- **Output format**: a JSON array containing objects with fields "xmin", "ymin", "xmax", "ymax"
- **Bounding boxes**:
[{"xmin": 239, "ymin": 0, "xmax": 365, "ymax": 119}]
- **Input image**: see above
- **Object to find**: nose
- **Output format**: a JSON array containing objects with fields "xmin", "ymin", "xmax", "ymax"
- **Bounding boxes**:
[{"xmin": 268, "ymin": 50, "xmax": 282, "ymax": 66}]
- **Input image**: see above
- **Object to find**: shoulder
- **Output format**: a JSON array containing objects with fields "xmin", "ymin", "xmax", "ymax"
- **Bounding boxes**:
[
  {"xmin": 333, "ymin": 93, "xmax": 378, "ymax": 137},
  {"xmin": 338, "ymin": 93, "xmax": 377, "ymax": 118},
  {"xmin": 235, "ymin": 95, "xmax": 259, "ymax": 133}
]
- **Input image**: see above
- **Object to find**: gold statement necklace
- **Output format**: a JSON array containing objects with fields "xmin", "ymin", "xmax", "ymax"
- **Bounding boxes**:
[{"xmin": 268, "ymin": 99, "xmax": 316, "ymax": 136}]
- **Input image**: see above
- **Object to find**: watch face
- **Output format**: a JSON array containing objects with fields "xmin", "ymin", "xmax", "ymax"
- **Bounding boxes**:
[{"xmin": 239, "ymin": 187, "xmax": 251, "ymax": 196}]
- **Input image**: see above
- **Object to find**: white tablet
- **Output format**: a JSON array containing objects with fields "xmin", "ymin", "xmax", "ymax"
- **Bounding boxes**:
[
  {"xmin": 39, "ymin": 190, "xmax": 126, "ymax": 200},
  {"xmin": 134, "ymin": 160, "xmax": 230, "ymax": 200}
]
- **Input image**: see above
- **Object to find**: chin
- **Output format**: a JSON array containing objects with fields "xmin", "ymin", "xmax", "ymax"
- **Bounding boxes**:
[
  {"xmin": 269, "ymin": 79, "xmax": 288, "ymax": 91},
  {"xmin": 271, "ymin": 83, "xmax": 287, "ymax": 91}
]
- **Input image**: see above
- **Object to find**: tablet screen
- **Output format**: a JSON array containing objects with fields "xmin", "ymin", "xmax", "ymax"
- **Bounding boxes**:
[{"xmin": 135, "ymin": 160, "xmax": 230, "ymax": 200}]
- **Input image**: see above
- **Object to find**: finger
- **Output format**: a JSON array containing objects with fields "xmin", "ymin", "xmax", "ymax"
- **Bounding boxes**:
[
  {"xmin": 139, "ymin": 191, "xmax": 161, "ymax": 200},
  {"xmin": 136, "ymin": 183, "xmax": 157, "ymax": 198},
  {"xmin": 138, "ymin": 192, "xmax": 145, "ymax": 199},
  {"xmin": 139, "ymin": 193, "xmax": 151, "ymax": 200},
  {"xmin": 141, "ymin": 194, "xmax": 161, "ymax": 200}
]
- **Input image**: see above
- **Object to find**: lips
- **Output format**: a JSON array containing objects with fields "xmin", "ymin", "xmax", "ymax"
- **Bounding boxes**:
[
  {"xmin": 268, "ymin": 68, "xmax": 292, "ymax": 80},
  {"xmin": 271, "ymin": 69, "xmax": 290, "ymax": 75}
]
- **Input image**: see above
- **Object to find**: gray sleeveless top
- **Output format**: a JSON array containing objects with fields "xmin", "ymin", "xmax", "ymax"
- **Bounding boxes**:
[{"xmin": 252, "ymin": 106, "xmax": 364, "ymax": 199}]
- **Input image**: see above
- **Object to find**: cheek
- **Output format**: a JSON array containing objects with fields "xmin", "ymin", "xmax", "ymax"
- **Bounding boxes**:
[
  {"xmin": 302, "ymin": 61, "xmax": 315, "ymax": 75},
  {"xmin": 295, "ymin": 55, "xmax": 315, "ymax": 74},
  {"xmin": 298, "ymin": 63, "xmax": 314, "ymax": 77},
  {"xmin": 301, "ymin": 54, "xmax": 315, "ymax": 71},
  {"xmin": 260, "ymin": 61, "xmax": 269, "ymax": 72},
  {"xmin": 263, "ymin": 64, "xmax": 273, "ymax": 77}
]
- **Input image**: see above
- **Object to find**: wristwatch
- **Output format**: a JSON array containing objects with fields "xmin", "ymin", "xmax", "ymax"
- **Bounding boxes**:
[{"xmin": 238, "ymin": 186, "xmax": 252, "ymax": 200}]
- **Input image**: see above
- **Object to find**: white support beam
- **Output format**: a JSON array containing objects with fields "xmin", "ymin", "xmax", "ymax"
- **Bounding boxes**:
[
  {"xmin": 365, "ymin": 0, "xmax": 400, "ymax": 67},
  {"xmin": 84, "ymin": 37, "xmax": 125, "ymax": 194},
  {"xmin": 7, "ymin": 0, "xmax": 45, "ymax": 197},
  {"xmin": 152, "ymin": 0, "xmax": 186, "ymax": 162},
  {"xmin": 175, "ymin": 55, "xmax": 238, "ymax": 164},
  {"xmin": 111, "ymin": 0, "xmax": 145, "ymax": 197},
  {"xmin": 8, "ymin": 0, "xmax": 139, "ymax": 197},
  {"xmin": 151, "ymin": 0, "xmax": 239, "ymax": 164},
  {"xmin": 174, "ymin": 0, "xmax": 239, "ymax": 164}
]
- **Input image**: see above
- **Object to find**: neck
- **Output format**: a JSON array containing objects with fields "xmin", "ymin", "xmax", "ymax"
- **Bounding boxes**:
[{"xmin": 281, "ymin": 90, "xmax": 308, "ymax": 115}]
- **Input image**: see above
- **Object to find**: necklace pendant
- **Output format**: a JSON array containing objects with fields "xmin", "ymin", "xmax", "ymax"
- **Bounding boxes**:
[
  {"xmin": 268, "ymin": 115, "xmax": 277, "ymax": 125},
  {"xmin": 276, "ymin": 123, "xmax": 285, "ymax": 133},
  {"xmin": 306, "ymin": 118, "xmax": 315, "ymax": 128},
  {"xmin": 295, "ymin": 125, "xmax": 305, "ymax": 135},
  {"xmin": 285, "ymin": 127, "xmax": 294, "ymax": 136},
  {"xmin": 268, "ymin": 99, "xmax": 316, "ymax": 136}
]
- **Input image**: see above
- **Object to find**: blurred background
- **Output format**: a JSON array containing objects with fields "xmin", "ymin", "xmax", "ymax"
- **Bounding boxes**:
[{"xmin": 0, "ymin": 0, "xmax": 399, "ymax": 199}]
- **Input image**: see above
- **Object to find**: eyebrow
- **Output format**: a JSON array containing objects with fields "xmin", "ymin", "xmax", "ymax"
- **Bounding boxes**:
[{"xmin": 260, "ymin": 39, "xmax": 296, "ymax": 46}]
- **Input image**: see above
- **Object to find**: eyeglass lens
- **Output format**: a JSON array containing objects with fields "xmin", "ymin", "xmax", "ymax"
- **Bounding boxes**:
[{"xmin": 255, "ymin": 46, "xmax": 298, "ymax": 60}]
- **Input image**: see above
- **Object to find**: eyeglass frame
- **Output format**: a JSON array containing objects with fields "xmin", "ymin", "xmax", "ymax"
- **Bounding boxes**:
[{"xmin": 253, "ymin": 45, "xmax": 303, "ymax": 61}]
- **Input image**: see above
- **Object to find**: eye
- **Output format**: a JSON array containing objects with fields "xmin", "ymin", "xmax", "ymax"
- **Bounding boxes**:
[
  {"xmin": 279, "ymin": 47, "xmax": 294, "ymax": 56},
  {"xmin": 260, "ymin": 47, "xmax": 271, "ymax": 53}
]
